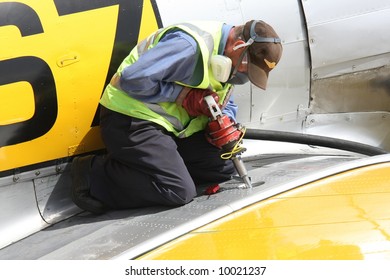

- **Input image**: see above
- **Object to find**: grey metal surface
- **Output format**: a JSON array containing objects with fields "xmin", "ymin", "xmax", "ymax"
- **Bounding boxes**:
[
  {"xmin": 2, "ymin": 152, "xmax": 389, "ymax": 260},
  {"xmin": 0, "ymin": 162, "xmax": 79, "ymax": 249},
  {"xmin": 302, "ymin": 0, "xmax": 390, "ymax": 79},
  {"xmin": 301, "ymin": 0, "xmax": 390, "ymax": 150},
  {"xmin": 35, "ymin": 170, "xmax": 81, "ymax": 224},
  {"xmin": 240, "ymin": 0, "xmax": 311, "ymax": 129},
  {"xmin": 0, "ymin": 179, "xmax": 46, "ymax": 249},
  {"xmin": 156, "ymin": 0, "xmax": 311, "ymax": 131},
  {"xmin": 310, "ymin": 66, "xmax": 390, "ymax": 114},
  {"xmin": 305, "ymin": 112, "xmax": 390, "ymax": 151}
]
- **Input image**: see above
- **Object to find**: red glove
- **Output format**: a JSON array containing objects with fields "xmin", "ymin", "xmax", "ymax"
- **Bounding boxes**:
[{"xmin": 181, "ymin": 88, "xmax": 219, "ymax": 117}]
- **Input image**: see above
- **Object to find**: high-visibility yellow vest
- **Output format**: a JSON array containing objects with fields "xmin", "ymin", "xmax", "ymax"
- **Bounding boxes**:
[{"xmin": 100, "ymin": 21, "xmax": 232, "ymax": 138}]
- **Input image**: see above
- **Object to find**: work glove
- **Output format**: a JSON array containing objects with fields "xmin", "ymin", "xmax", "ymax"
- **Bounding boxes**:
[{"xmin": 181, "ymin": 88, "xmax": 219, "ymax": 117}]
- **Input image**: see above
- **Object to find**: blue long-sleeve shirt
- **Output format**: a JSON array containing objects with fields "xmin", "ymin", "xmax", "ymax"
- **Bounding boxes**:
[{"xmin": 118, "ymin": 25, "xmax": 237, "ymax": 121}]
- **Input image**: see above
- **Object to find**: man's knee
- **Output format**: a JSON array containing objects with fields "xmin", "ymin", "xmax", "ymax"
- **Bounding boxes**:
[{"xmin": 154, "ymin": 182, "xmax": 197, "ymax": 206}]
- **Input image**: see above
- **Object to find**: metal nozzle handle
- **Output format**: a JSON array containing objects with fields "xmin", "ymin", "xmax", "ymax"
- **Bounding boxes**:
[{"xmin": 232, "ymin": 156, "xmax": 252, "ymax": 189}]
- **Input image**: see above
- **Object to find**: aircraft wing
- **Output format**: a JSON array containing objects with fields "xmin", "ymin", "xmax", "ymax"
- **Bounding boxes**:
[
  {"xmin": 1, "ymin": 0, "xmax": 389, "ymax": 260},
  {"xmin": 1, "ymin": 144, "xmax": 389, "ymax": 259}
]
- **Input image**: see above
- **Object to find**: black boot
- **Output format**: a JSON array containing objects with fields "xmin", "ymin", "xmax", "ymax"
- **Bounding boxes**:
[{"xmin": 71, "ymin": 155, "xmax": 107, "ymax": 214}]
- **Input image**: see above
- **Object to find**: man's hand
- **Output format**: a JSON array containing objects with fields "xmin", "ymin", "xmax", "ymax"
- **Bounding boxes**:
[{"xmin": 180, "ymin": 88, "xmax": 219, "ymax": 117}]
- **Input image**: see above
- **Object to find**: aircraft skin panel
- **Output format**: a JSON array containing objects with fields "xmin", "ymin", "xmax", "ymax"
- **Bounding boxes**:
[
  {"xmin": 299, "ymin": 0, "xmax": 390, "ymax": 149},
  {"xmin": 138, "ymin": 162, "xmax": 390, "ymax": 260},
  {"xmin": 0, "ymin": 0, "xmax": 161, "ymax": 250},
  {"xmin": 2, "ymin": 153, "xmax": 390, "ymax": 259},
  {"xmin": 302, "ymin": 0, "xmax": 390, "ymax": 78},
  {"xmin": 1, "ymin": 0, "xmax": 390, "ymax": 260},
  {"xmin": 304, "ymin": 112, "xmax": 390, "ymax": 151},
  {"xmin": 155, "ymin": 0, "xmax": 312, "ymax": 132},
  {"xmin": 0, "ymin": 179, "xmax": 47, "ymax": 249},
  {"xmin": 2, "ymin": 0, "xmax": 387, "ymax": 173},
  {"xmin": 0, "ymin": 0, "xmax": 159, "ymax": 172}
]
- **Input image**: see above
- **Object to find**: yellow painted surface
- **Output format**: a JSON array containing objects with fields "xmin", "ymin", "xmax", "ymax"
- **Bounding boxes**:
[
  {"xmin": 0, "ymin": 0, "xmax": 159, "ymax": 171},
  {"xmin": 139, "ymin": 0, "xmax": 159, "ymax": 41},
  {"xmin": 0, "ymin": 82, "xmax": 34, "ymax": 125},
  {"xmin": 139, "ymin": 162, "xmax": 390, "ymax": 260}
]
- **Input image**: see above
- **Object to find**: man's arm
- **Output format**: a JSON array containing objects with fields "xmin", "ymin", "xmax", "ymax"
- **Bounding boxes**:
[
  {"xmin": 222, "ymin": 96, "xmax": 238, "ymax": 122},
  {"xmin": 118, "ymin": 31, "xmax": 199, "ymax": 103}
]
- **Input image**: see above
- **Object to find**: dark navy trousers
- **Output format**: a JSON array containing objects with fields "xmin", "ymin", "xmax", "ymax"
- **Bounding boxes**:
[{"xmin": 89, "ymin": 107, "xmax": 235, "ymax": 209}]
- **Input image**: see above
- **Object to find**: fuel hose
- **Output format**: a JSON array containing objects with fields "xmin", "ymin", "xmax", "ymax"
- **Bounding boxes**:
[{"xmin": 244, "ymin": 128, "xmax": 388, "ymax": 156}]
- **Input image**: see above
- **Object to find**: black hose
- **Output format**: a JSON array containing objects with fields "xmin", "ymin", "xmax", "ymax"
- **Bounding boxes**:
[{"xmin": 244, "ymin": 128, "xmax": 388, "ymax": 156}]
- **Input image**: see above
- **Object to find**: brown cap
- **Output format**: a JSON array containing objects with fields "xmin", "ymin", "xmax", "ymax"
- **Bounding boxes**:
[{"xmin": 242, "ymin": 20, "xmax": 283, "ymax": 89}]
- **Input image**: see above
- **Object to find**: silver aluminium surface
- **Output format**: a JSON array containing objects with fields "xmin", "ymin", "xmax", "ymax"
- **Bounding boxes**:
[{"xmin": 2, "ymin": 153, "xmax": 389, "ymax": 260}]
